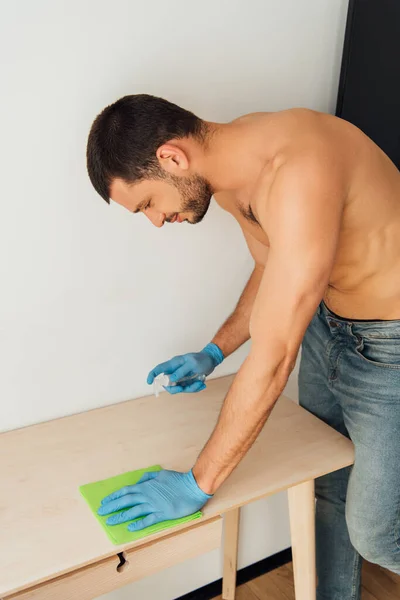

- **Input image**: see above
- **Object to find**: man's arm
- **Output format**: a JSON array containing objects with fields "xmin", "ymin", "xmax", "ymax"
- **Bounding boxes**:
[
  {"xmin": 211, "ymin": 230, "xmax": 269, "ymax": 357},
  {"xmin": 193, "ymin": 156, "xmax": 345, "ymax": 494},
  {"xmin": 211, "ymin": 263, "xmax": 264, "ymax": 358},
  {"xmin": 147, "ymin": 233, "xmax": 266, "ymax": 393}
]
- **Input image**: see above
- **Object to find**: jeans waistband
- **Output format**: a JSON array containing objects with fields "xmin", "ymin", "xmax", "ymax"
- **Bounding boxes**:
[{"xmin": 318, "ymin": 300, "xmax": 400, "ymax": 338}]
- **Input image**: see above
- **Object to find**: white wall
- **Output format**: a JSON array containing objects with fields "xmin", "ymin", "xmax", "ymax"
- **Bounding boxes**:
[{"xmin": 0, "ymin": 0, "xmax": 348, "ymax": 597}]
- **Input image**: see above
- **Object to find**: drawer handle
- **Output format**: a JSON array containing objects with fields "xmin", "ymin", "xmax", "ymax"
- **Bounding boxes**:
[{"xmin": 116, "ymin": 551, "xmax": 130, "ymax": 573}]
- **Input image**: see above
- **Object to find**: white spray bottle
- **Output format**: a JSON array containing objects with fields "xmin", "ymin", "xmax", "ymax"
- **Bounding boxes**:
[{"xmin": 153, "ymin": 373, "xmax": 206, "ymax": 397}]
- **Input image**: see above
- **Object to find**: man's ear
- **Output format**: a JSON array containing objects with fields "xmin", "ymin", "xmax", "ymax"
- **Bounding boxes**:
[{"xmin": 156, "ymin": 144, "xmax": 190, "ymax": 175}]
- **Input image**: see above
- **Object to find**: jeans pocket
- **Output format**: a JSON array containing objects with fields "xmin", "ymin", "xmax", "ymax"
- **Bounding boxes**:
[{"xmin": 355, "ymin": 335, "xmax": 400, "ymax": 369}]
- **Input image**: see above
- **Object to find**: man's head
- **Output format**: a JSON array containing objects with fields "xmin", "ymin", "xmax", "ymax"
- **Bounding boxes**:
[{"xmin": 86, "ymin": 94, "xmax": 213, "ymax": 227}]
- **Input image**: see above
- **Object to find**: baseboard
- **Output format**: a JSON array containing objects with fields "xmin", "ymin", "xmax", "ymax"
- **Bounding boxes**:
[{"xmin": 175, "ymin": 547, "xmax": 292, "ymax": 600}]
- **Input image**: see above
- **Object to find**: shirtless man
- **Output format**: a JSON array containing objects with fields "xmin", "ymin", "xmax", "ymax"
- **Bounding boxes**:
[{"xmin": 86, "ymin": 95, "xmax": 400, "ymax": 600}]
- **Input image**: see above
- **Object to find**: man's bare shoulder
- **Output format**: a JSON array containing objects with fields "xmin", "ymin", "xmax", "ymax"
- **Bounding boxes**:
[
  {"xmin": 232, "ymin": 108, "xmax": 355, "ymax": 168},
  {"xmin": 252, "ymin": 139, "xmax": 348, "ymax": 233},
  {"xmin": 231, "ymin": 107, "xmax": 333, "ymax": 128}
]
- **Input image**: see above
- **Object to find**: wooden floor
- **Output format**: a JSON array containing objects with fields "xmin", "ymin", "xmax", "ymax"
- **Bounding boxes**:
[{"xmin": 212, "ymin": 560, "xmax": 400, "ymax": 600}]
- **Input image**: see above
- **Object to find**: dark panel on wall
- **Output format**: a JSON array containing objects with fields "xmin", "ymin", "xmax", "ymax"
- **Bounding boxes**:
[{"xmin": 336, "ymin": 0, "xmax": 400, "ymax": 168}]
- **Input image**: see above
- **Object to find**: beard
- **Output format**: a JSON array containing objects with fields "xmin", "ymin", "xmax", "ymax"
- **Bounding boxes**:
[{"xmin": 170, "ymin": 173, "xmax": 213, "ymax": 224}]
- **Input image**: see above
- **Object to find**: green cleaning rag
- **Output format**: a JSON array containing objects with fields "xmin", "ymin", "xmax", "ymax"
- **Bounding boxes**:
[{"xmin": 79, "ymin": 464, "xmax": 203, "ymax": 545}]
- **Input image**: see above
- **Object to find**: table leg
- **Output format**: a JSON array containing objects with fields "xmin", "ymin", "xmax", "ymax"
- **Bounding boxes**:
[
  {"xmin": 222, "ymin": 507, "xmax": 240, "ymax": 600},
  {"xmin": 288, "ymin": 479, "xmax": 316, "ymax": 600}
]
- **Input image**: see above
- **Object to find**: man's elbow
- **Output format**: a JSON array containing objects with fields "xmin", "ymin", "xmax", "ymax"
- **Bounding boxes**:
[
  {"xmin": 272, "ymin": 351, "xmax": 297, "ymax": 391},
  {"xmin": 247, "ymin": 343, "xmax": 298, "ymax": 391}
]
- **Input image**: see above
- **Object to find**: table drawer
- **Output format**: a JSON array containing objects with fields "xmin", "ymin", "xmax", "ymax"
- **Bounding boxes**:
[{"xmin": 5, "ymin": 517, "xmax": 222, "ymax": 600}]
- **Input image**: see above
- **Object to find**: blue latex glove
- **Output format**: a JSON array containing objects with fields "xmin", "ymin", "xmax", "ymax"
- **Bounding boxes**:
[
  {"xmin": 97, "ymin": 469, "xmax": 212, "ymax": 532},
  {"xmin": 147, "ymin": 342, "xmax": 224, "ymax": 394}
]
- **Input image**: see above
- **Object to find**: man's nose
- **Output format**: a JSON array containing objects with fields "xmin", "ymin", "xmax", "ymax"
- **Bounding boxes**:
[{"xmin": 145, "ymin": 208, "xmax": 165, "ymax": 228}]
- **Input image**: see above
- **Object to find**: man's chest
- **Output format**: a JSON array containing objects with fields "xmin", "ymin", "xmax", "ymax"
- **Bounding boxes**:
[{"xmin": 213, "ymin": 188, "xmax": 271, "ymax": 247}]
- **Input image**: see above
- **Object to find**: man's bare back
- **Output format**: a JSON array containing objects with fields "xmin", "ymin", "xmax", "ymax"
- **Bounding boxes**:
[{"xmin": 214, "ymin": 109, "xmax": 400, "ymax": 320}]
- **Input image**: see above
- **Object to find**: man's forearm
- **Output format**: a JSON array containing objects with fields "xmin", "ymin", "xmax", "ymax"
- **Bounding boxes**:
[
  {"xmin": 211, "ymin": 266, "xmax": 264, "ymax": 358},
  {"xmin": 192, "ymin": 348, "xmax": 292, "ymax": 494}
]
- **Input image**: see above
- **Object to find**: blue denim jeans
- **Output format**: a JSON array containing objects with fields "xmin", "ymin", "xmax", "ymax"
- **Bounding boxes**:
[{"xmin": 298, "ymin": 300, "xmax": 400, "ymax": 600}]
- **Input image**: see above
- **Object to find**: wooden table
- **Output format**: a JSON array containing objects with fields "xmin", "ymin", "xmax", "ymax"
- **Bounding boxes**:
[{"xmin": 0, "ymin": 374, "xmax": 354, "ymax": 600}]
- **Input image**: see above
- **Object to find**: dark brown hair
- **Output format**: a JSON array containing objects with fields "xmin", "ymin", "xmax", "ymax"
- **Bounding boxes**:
[{"xmin": 86, "ymin": 94, "xmax": 204, "ymax": 203}]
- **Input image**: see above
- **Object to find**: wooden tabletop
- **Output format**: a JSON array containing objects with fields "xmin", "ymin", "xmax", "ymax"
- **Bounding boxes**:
[{"xmin": 0, "ymin": 374, "xmax": 354, "ymax": 597}]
